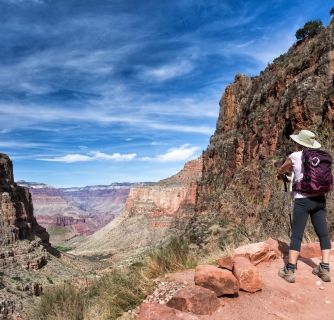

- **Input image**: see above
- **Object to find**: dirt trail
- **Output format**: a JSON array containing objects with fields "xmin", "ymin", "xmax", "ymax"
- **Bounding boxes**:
[{"xmin": 163, "ymin": 256, "xmax": 334, "ymax": 320}]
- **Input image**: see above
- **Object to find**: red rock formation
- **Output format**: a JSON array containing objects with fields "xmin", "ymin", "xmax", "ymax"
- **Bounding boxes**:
[
  {"xmin": 0, "ymin": 153, "xmax": 50, "ymax": 270},
  {"xmin": 196, "ymin": 20, "xmax": 334, "ymax": 217},
  {"xmin": 72, "ymin": 157, "xmax": 202, "ymax": 255},
  {"xmin": 122, "ymin": 157, "xmax": 202, "ymax": 228},
  {"xmin": 232, "ymin": 242, "xmax": 277, "ymax": 266},
  {"xmin": 215, "ymin": 256, "xmax": 233, "ymax": 270},
  {"xmin": 166, "ymin": 285, "xmax": 219, "ymax": 315},
  {"xmin": 194, "ymin": 264, "xmax": 239, "ymax": 296},
  {"xmin": 233, "ymin": 257, "xmax": 262, "ymax": 293}
]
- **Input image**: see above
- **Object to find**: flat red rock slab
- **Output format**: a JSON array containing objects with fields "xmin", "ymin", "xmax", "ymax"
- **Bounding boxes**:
[
  {"xmin": 232, "ymin": 242, "xmax": 276, "ymax": 266},
  {"xmin": 167, "ymin": 285, "xmax": 219, "ymax": 315},
  {"xmin": 136, "ymin": 302, "xmax": 200, "ymax": 320},
  {"xmin": 194, "ymin": 264, "xmax": 239, "ymax": 296}
]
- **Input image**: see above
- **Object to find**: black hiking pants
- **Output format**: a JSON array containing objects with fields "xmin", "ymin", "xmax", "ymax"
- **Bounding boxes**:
[{"xmin": 290, "ymin": 195, "xmax": 331, "ymax": 251}]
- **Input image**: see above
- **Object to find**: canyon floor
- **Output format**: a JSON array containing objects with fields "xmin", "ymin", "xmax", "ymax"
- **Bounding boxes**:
[{"xmin": 150, "ymin": 256, "xmax": 334, "ymax": 320}]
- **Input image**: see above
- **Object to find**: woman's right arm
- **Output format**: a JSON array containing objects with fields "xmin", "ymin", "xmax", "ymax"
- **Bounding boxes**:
[{"xmin": 276, "ymin": 157, "xmax": 292, "ymax": 180}]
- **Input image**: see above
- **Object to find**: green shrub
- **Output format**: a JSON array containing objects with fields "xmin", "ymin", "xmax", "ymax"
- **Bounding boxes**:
[
  {"xmin": 54, "ymin": 246, "xmax": 76, "ymax": 252},
  {"xmin": 296, "ymin": 20, "xmax": 324, "ymax": 41}
]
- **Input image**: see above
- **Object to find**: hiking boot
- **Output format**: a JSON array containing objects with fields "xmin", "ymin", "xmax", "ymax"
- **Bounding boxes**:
[
  {"xmin": 278, "ymin": 266, "xmax": 295, "ymax": 283},
  {"xmin": 312, "ymin": 265, "xmax": 331, "ymax": 282}
]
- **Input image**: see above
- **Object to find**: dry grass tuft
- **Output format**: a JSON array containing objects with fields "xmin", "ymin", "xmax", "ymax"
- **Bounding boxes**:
[{"xmin": 34, "ymin": 236, "xmax": 200, "ymax": 320}]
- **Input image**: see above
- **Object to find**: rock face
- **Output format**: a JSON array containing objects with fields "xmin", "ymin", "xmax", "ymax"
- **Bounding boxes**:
[
  {"xmin": 72, "ymin": 157, "xmax": 202, "ymax": 255},
  {"xmin": 193, "ymin": 20, "xmax": 334, "ymax": 242},
  {"xmin": 0, "ymin": 154, "xmax": 50, "ymax": 270},
  {"xmin": 17, "ymin": 181, "xmax": 145, "ymax": 242},
  {"xmin": 197, "ymin": 21, "xmax": 334, "ymax": 210}
]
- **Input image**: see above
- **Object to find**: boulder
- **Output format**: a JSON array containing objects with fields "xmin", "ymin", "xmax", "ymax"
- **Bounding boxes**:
[
  {"xmin": 166, "ymin": 285, "xmax": 219, "ymax": 315},
  {"xmin": 233, "ymin": 257, "xmax": 262, "ymax": 293},
  {"xmin": 265, "ymin": 238, "xmax": 289, "ymax": 258},
  {"xmin": 215, "ymin": 256, "xmax": 233, "ymax": 270},
  {"xmin": 232, "ymin": 242, "xmax": 276, "ymax": 265},
  {"xmin": 136, "ymin": 303, "xmax": 200, "ymax": 320},
  {"xmin": 300, "ymin": 243, "xmax": 321, "ymax": 258},
  {"xmin": 194, "ymin": 265, "xmax": 239, "ymax": 296}
]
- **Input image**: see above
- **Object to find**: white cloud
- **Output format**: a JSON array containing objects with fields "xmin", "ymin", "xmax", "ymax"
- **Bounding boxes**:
[
  {"xmin": 140, "ymin": 60, "xmax": 193, "ymax": 81},
  {"xmin": 89, "ymin": 151, "xmax": 136, "ymax": 161},
  {"xmin": 38, "ymin": 154, "xmax": 92, "ymax": 163},
  {"xmin": 141, "ymin": 144, "xmax": 200, "ymax": 162},
  {"xmin": 38, "ymin": 151, "xmax": 137, "ymax": 163}
]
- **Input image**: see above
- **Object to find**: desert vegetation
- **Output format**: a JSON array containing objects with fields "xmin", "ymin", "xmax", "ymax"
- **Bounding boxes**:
[{"xmin": 33, "ymin": 236, "xmax": 218, "ymax": 320}]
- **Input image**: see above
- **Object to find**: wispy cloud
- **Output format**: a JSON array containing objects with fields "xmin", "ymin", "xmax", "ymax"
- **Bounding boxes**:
[
  {"xmin": 139, "ymin": 60, "xmax": 194, "ymax": 81},
  {"xmin": 36, "ymin": 145, "xmax": 199, "ymax": 163},
  {"xmin": 37, "ymin": 151, "xmax": 137, "ymax": 163},
  {"xmin": 140, "ymin": 144, "xmax": 200, "ymax": 162}
]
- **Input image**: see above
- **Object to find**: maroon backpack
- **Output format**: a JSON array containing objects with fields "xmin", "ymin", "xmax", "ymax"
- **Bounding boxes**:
[{"xmin": 293, "ymin": 149, "xmax": 333, "ymax": 195}]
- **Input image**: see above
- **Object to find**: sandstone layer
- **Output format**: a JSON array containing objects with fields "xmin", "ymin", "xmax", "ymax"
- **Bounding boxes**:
[{"xmin": 72, "ymin": 157, "xmax": 202, "ymax": 256}]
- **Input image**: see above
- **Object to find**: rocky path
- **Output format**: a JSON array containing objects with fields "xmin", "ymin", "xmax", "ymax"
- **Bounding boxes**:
[{"xmin": 137, "ymin": 255, "xmax": 334, "ymax": 320}]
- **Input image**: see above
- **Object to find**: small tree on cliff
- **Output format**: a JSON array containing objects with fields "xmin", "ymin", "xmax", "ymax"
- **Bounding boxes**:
[
  {"xmin": 330, "ymin": 7, "xmax": 334, "ymax": 16},
  {"xmin": 295, "ymin": 20, "xmax": 324, "ymax": 41}
]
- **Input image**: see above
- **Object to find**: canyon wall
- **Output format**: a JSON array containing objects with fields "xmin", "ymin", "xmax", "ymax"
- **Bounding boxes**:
[
  {"xmin": 17, "ymin": 181, "xmax": 145, "ymax": 242},
  {"xmin": 196, "ymin": 20, "xmax": 334, "ymax": 216},
  {"xmin": 0, "ymin": 154, "xmax": 50, "ymax": 270},
  {"xmin": 72, "ymin": 157, "xmax": 202, "ymax": 255}
]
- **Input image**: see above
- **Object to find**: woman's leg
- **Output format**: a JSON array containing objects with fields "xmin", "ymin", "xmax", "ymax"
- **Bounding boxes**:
[
  {"xmin": 309, "ymin": 197, "xmax": 331, "ymax": 263},
  {"xmin": 279, "ymin": 198, "xmax": 309, "ymax": 282},
  {"xmin": 289, "ymin": 198, "xmax": 309, "ymax": 263}
]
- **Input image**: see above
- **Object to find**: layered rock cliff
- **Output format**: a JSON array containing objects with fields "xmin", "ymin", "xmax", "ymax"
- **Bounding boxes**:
[
  {"xmin": 17, "ymin": 181, "xmax": 145, "ymax": 242},
  {"xmin": 0, "ymin": 154, "xmax": 50, "ymax": 270},
  {"xmin": 72, "ymin": 157, "xmax": 202, "ymax": 255},
  {"xmin": 191, "ymin": 19, "xmax": 334, "ymax": 245}
]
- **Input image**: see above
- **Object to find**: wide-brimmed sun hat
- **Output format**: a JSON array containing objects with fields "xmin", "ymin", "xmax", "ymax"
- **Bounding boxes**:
[{"xmin": 290, "ymin": 130, "xmax": 321, "ymax": 148}]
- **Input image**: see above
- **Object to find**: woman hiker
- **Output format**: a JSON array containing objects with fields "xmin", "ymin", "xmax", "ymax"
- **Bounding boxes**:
[{"xmin": 276, "ymin": 130, "xmax": 331, "ymax": 283}]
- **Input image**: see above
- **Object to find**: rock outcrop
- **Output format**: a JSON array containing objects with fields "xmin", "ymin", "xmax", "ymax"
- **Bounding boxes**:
[
  {"xmin": 0, "ymin": 154, "xmax": 50, "ymax": 270},
  {"xmin": 72, "ymin": 157, "xmax": 202, "ymax": 256},
  {"xmin": 190, "ymin": 19, "xmax": 334, "ymax": 244},
  {"xmin": 197, "ymin": 20, "xmax": 334, "ymax": 210}
]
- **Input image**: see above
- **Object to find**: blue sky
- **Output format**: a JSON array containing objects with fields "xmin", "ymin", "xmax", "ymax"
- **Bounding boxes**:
[{"xmin": 0, "ymin": 0, "xmax": 332, "ymax": 187}]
